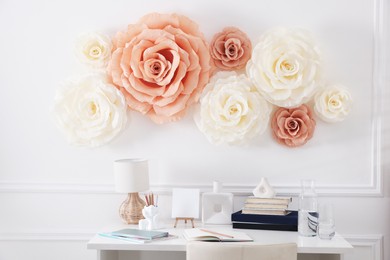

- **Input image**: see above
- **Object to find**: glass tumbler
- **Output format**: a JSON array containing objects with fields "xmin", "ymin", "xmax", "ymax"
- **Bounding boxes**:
[{"xmin": 318, "ymin": 203, "xmax": 335, "ymax": 240}]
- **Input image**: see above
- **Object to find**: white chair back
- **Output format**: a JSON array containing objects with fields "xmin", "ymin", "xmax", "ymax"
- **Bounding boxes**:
[{"xmin": 187, "ymin": 242, "xmax": 297, "ymax": 260}]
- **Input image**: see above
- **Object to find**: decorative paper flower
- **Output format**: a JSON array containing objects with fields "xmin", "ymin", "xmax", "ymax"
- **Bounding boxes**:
[
  {"xmin": 75, "ymin": 32, "xmax": 112, "ymax": 68},
  {"xmin": 314, "ymin": 84, "xmax": 353, "ymax": 123},
  {"xmin": 53, "ymin": 74, "xmax": 127, "ymax": 147},
  {"xmin": 195, "ymin": 71, "xmax": 272, "ymax": 145},
  {"xmin": 210, "ymin": 27, "xmax": 252, "ymax": 70},
  {"xmin": 107, "ymin": 13, "xmax": 212, "ymax": 124},
  {"xmin": 246, "ymin": 27, "xmax": 321, "ymax": 108},
  {"xmin": 271, "ymin": 105, "xmax": 316, "ymax": 147}
]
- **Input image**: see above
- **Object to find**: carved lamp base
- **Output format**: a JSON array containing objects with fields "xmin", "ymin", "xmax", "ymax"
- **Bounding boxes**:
[{"xmin": 119, "ymin": 192, "xmax": 146, "ymax": 224}]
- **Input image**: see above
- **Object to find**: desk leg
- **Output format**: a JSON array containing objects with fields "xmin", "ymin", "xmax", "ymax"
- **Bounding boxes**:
[
  {"xmin": 97, "ymin": 250, "xmax": 118, "ymax": 260},
  {"xmin": 298, "ymin": 254, "xmax": 341, "ymax": 260}
]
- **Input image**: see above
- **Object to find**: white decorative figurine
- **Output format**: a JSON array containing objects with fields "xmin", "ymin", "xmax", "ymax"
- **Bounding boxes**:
[
  {"xmin": 139, "ymin": 205, "xmax": 160, "ymax": 230},
  {"xmin": 252, "ymin": 177, "xmax": 276, "ymax": 198}
]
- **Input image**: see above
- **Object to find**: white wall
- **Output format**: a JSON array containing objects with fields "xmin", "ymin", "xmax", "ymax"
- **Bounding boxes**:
[{"xmin": 0, "ymin": 0, "xmax": 389, "ymax": 260}]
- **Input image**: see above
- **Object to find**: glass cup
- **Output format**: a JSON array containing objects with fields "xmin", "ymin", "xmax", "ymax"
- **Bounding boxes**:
[{"xmin": 317, "ymin": 203, "xmax": 335, "ymax": 240}]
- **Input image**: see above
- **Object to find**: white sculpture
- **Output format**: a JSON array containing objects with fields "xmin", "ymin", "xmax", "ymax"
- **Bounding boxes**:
[
  {"xmin": 202, "ymin": 181, "xmax": 233, "ymax": 224},
  {"xmin": 252, "ymin": 177, "xmax": 276, "ymax": 198},
  {"xmin": 139, "ymin": 205, "xmax": 160, "ymax": 230}
]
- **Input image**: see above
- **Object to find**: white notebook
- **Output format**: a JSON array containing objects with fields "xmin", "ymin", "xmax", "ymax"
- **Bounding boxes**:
[{"xmin": 183, "ymin": 228, "xmax": 253, "ymax": 242}]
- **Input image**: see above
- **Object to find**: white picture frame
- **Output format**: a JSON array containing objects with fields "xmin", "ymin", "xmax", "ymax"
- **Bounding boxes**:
[{"xmin": 171, "ymin": 188, "xmax": 200, "ymax": 219}]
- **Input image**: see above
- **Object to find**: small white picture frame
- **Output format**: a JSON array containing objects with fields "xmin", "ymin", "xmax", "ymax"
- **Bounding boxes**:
[{"xmin": 171, "ymin": 188, "xmax": 200, "ymax": 219}]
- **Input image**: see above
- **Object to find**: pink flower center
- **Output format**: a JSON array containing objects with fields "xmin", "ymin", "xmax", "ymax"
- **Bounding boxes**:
[
  {"xmin": 224, "ymin": 38, "xmax": 242, "ymax": 60},
  {"xmin": 285, "ymin": 117, "xmax": 300, "ymax": 136},
  {"xmin": 227, "ymin": 44, "xmax": 237, "ymax": 55},
  {"xmin": 150, "ymin": 61, "xmax": 162, "ymax": 75},
  {"xmin": 140, "ymin": 52, "xmax": 174, "ymax": 85}
]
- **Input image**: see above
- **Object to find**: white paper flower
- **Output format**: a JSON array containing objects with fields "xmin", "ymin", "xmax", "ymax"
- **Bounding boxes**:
[
  {"xmin": 246, "ymin": 27, "xmax": 321, "ymax": 108},
  {"xmin": 195, "ymin": 71, "xmax": 272, "ymax": 145},
  {"xmin": 53, "ymin": 74, "xmax": 127, "ymax": 147},
  {"xmin": 75, "ymin": 32, "xmax": 112, "ymax": 68},
  {"xmin": 314, "ymin": 84, "xmax": 352, "ymax": 123}
]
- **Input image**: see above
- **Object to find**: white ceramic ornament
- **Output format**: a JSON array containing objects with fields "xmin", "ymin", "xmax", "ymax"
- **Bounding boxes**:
[
  {"xmin": 252, "ymin": 177, "xmax": 276, "ymax": 198},
  {"xmin": 139, "ymin": 205, "xmax": 160, "ymax": 230},
  {"xmin": 202, "ymin": 181, "xmax": 233, "ymax": 224}
]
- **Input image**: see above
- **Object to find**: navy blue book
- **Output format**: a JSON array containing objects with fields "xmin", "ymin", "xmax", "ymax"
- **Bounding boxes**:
[
  {"xmin": 231, "ymin": 210, "xmax": 298, "ymax": 226},
  {"xmin": 232, "ymin": 222, "xmax": 297, "ymax": 232}
]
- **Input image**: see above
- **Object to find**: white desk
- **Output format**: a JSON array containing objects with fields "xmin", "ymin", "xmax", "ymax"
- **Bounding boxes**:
[{"xmin": 87, "ymin": 225, "xmax": 353, "ymax": 260}]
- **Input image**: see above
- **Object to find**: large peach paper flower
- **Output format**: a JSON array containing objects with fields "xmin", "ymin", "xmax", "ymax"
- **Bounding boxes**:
[
  {"xmin": 108, "ymin": 13, "xmax": 212, "ymax": 124},
  {"xmin": 210, "ymin": 27, "xmax": 252, "ymax": 70},
  {"xmin": 271, "ymin": 105, "xmax": 316, "ymax": 147},
  {"xmin": 247, "ymin": 27, "xmax": 321, "ymax": 108}
]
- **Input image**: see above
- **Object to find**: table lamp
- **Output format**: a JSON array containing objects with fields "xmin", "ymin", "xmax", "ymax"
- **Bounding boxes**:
[{"xmin": 114, "ymin": 159, "xmax": 149, "ymax": 224}]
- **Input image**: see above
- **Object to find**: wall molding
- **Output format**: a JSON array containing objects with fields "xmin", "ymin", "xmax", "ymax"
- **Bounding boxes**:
[
  {"xmin": 0, "ymin": 231, "xmax": 94, "ymax": 241},
  {"xmin": 0, "ymin": 180, "xmax": 384, "ymax": 197},
  {"xmin": 368, "ymin": 0, "xmax": 386, "ymax": 197},
  {"xmin": 0, "ymin": 181, "xmax": 114, "ymax": 194},
  {"xmin": 345, "ymin": 234, "xmax": 384, "ymax": 260}
]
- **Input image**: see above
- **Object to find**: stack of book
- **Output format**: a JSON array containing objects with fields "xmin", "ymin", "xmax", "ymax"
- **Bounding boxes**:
[
  {"xmin": 99, "ymin": 228, "xmax": 170, "ymax": 244},
  {"xmin": 231, "ymin": 210, "xmax": 298, "ymax": 231},
  {"xmin": 242, "ymin": 196, "xmax": 292, "ymax": 216}
]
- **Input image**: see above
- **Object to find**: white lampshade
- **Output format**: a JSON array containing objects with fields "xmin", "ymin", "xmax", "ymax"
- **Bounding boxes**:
[{"xmin": 114, "ymin": 159, "xmax": 150, "ymax": 193}]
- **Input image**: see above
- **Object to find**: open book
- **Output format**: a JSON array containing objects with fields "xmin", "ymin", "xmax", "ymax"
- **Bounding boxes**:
[{"xmin": 183, "ymin": 228, "xmax": 253, "ymax": 242}]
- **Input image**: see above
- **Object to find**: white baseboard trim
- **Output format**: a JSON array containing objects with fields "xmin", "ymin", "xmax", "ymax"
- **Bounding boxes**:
[{"xmin": 344, "ymin": 234, "xmax": 383, "ymax": 260}]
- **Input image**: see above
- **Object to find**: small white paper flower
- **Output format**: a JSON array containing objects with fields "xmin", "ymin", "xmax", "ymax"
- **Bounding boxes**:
[
  {"xmin": 246, "ymin": 27, "xmax": 321, "ymax": 108},
  {"xmin": 195, "ymin": 71, "xmax": 272, "ymax": 145},
  {"xmin": 53, "ymin": 74, "xmax": 127, "ymax": 147},
  {"xmin": 314, "ymin": 84, "xmax": 352, "ymax": 123},
  {"xmin": 75, "ymin": 32, "xmax": 112, "ymax": 68}
]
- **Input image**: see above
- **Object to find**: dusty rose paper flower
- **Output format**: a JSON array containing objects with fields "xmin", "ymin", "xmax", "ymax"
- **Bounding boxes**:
[
  {"xmin": 210, "ymin": 27, "xmax": 252, "ymax": 70},
  {"xmin": 107, "ymin": 13, "xmax": 212, "ymax": 124},
  {"xmin": 271, "ymin": 105, "xmax": 316, "ymax": 147}
]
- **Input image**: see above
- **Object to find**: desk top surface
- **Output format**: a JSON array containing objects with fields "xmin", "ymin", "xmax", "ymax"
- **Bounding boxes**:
[{"xmin": 87, "ymin": 223, "xmax": 353, "ymax": 254}]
